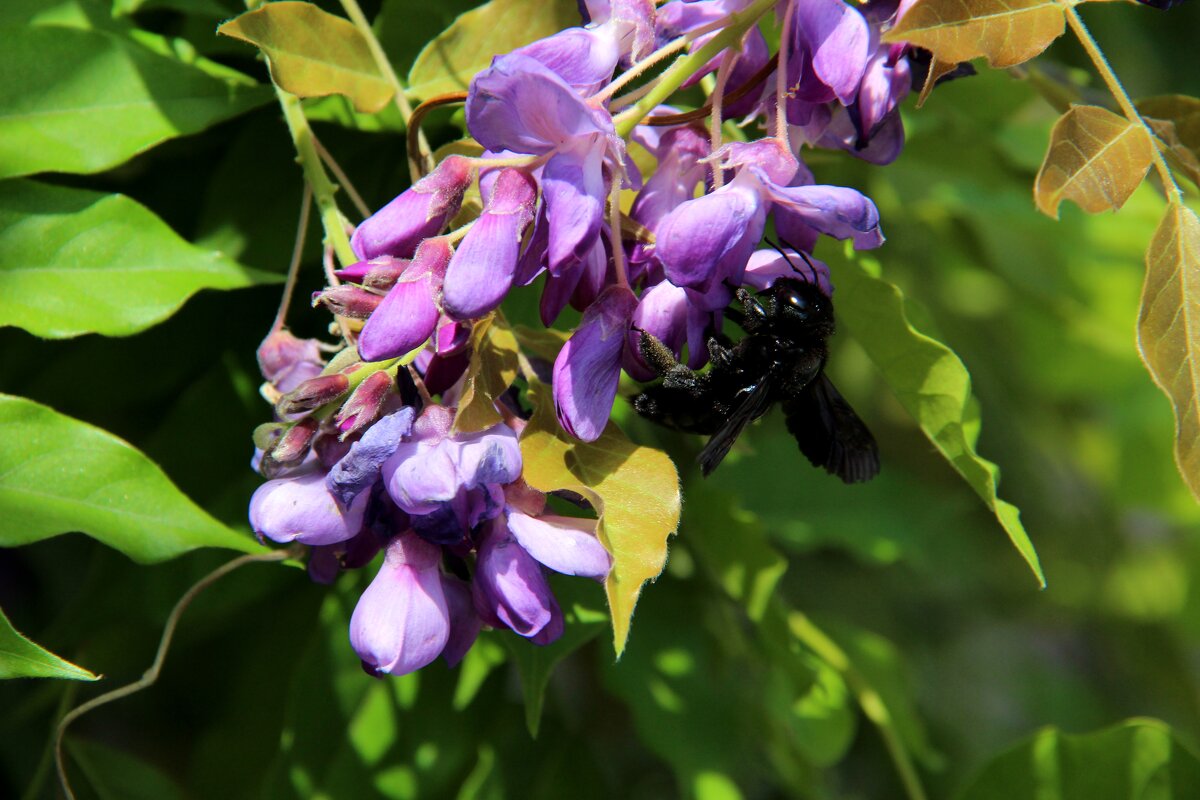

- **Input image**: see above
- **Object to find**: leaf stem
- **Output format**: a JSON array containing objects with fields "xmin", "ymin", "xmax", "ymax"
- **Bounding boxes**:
[
  {"xmin": 789, "ymin": 612, "xmax": 930, "ymax": 800},
  {"xmin": 1060, "ymin": 2, "xmax": 1182, "ymax": 202},
  {"xmin": 613, "ymin": 0, "xmax": 778, "ymax": 138},
  {"xmin": 337, "ymin": 0, "xmax": 431, "ymax": 179},
  {"xmin": 276, "ymin": 86, "xmax": 358, "ymax": 268},
  {"xmin": 55, "ymin": 548, "xmax": 296, "ymax": 800}
]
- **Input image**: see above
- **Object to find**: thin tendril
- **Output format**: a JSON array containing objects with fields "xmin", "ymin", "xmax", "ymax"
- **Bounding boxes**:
[
  {"xmin": 407, "ymin": 92, "xmax": 468, "ymax": 179},
  {"xmin": 312, "ymin": 134, "xmax": 370, "ymax": 219},
  {"xmin": 55, "ymin": 548, "xmax": 295, "ymax": 800},
  {"xmin": 270, "ymin": 185, "xmax": 312, "ymax": 335}
]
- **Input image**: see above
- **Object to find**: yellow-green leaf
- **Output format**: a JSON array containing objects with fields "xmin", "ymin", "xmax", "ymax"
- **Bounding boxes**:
[
  {"xmin": 885, "ymin": 0, "xmax": 1064, "ymax": 69},
  {"xmin": 407, "ymin": 0, "xmax": 581, "ymax": 98},
  {"xmin": 826, "ymin": 248, "xmax": 1045, "ymax": 586},
  {"xmin": 1137, "ymin": 201, "xmax": 1200, "ymax": 502},
  {"xmin": 1034, "ymin": 105, "xmax": 1155, "ymax": 219},
  {"xmin": 218, "ymin": 1, "xmax": 393, "ymax": 113},
  {"xmin": 454, "ymin": 313, "xmax": 519, "ymax": 434},
  {"xmin": 519, "ymin": 379, "xmax": 680, "ymax": 656}
]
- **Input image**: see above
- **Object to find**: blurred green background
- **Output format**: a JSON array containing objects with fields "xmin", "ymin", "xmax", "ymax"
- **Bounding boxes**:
[{"xmin": 3, "ymin": 1, "xmax": 1200, "ymax": 798}]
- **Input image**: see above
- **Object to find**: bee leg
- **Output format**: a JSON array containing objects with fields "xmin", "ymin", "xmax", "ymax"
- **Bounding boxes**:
[
  {"xmin": 735, "ymin": 288, "xmax": 770, "ymax": 333},
  {"xmin": 708, "ymin": 337, "xmax": 735, "ymax": 370},
  {"xmin": 637, "ymin": 329, "xmax": 705, "ymax": 394}
]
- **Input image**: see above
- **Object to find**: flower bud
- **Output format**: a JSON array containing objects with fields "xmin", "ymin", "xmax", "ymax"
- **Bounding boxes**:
[
  {"xmin": 335, "ymin": 370, "xmax": 395, "ymax": 438},
  {"xmin": 336, "ymin": 256, "xmax": 409, "ymax": 291},
  {"xmin": 351, "ymin": 156, "xmax": 474, "ymax": 260},
  {"xmin": 277, "ymin": 373, "xmax": 350, "ymax": 417},
  {"xmin": 257, "ymin": 329, "xmax": 325, "ymax": 396},
  {"xmin": 261, "ymin": 417, "xmax": 320, "ymax": 476},
  {"xmin": 350, "ymin": 532, "xmax": 450, "ymax": 676},
  {"xmin": 313, "ymin": 285, "xmax": 384, "ymax": 320},
  {"xmin": 471, "ymin": 519, "xmax": 555, "ymax": 637}
]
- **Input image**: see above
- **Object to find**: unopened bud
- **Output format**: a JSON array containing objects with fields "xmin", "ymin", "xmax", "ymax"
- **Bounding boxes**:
[
  {"xmin": 260, "ymin": 417, "xmax": 319, "ymax": 476},
  {"xmin": 277, "ymin": 373, "xmax": 351, "ymax": 417},
  {"xmin": 336, "ymin": 257, "xmax": 408, "ymax": 291},
  {"xmin": 335, "ymin": 370, "xmax": 395, "ymax": 438},
  {"xmin": 253, "ymin": 422, "xmax": 287, "ymax": 452},
  {"xmin": 313, "ymin": 285, "xmax": 384, "ymax": 319}
]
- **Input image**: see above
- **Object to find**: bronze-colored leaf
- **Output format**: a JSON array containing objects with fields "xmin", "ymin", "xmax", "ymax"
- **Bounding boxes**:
[
  {"xmin": 885, "ymin": 0, "xmax": 1065, "ymax": 69},
  {"xmin": 519, "ymin": 379, "xmax": 680, "ymax": 656},
  {"xmin": 1137, "ymin": 201, "xmax": 1200, "ymax": 502},
  {"xmin": 1137, "ymin": 95, "xmax": 1200, "ymax": 187},
  {"xmin": 1144, "ymin": 118, "xmax": 1200, "ymax": 189},
  {"xmin": 454, "ymin": 313, "xmax": 519, "ymax": 434},
  {"xmin": 1034, "ymin": 105, "xmax": 1154, "ymax": 219},
  {"xmin": 218, "ymin": 2, "xmax": 393, "ymax": 113},
  {"xmin": 1137, "ymin": 95, "xmax": 1200, "ymax": 153},
  {"xmin": 916, "ymin": 58, "xmax": 961, "ymax": 108}
]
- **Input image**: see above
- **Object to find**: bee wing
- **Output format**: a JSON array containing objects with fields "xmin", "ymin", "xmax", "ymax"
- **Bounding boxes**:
[
  {"xmin": 783, "ymin": 373, "xmax": 879, "ymax": 484},
  {"xmin": 697, "ymin": 374, "xmax": 775, "ymax": 476}
]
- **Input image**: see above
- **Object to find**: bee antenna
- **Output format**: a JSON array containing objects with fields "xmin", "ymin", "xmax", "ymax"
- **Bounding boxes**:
[{"xmin": 763, "ymin": 236, "xmax": 820, "ymax": 286}]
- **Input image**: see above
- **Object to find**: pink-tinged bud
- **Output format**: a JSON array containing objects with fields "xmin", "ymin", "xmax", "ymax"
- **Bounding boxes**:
[
  {"xmin": 313, "ymin": 285, "xmax": 384, "ymax": 319},
  {"xmin": 277, "ymin": 373, "xmax": 351, "ymax": 417},
  {"xmin": 336, "ymin": 370, "xmax": 395, "ymax": 438},
  {"xmin": 351, "ymin": 156, "xmax": 474, "ymax": 260},
  {"xmin": 350, "ymin": 532, "xmax": 450, "ymax": 676},
  {"xmin": 335, "ymin": 256, "xmax": 409, "ymax": 291},
  {"xmin": 262, "ymin": 417, "xmax": 320, "ymax": 475},
  {"xmin": 257, "ymin": 329, "xmax": 325, "ymax": 395}
]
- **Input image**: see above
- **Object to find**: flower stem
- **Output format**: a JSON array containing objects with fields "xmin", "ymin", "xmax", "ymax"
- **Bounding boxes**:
[
  {"xmin": 1059, "ymin": 2, "xmax": 1182, "ymax": 203},
  {"xmin": 613, "ymin": 0, "xmax": 779, "ymax": 138},
  {"xmin": 338, "ymin": 0, "xmax": 431, "ymax": 179}
]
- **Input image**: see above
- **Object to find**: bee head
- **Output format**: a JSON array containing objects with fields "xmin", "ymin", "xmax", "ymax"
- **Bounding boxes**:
[{"xmin": 767, "ymin": 278, "xmax": 834, "ymax": 338}]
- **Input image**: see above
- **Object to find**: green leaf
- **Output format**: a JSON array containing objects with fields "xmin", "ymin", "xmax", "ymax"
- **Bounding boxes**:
[
  {"xmin": 218, "ymin": 2, "xmax": 394, "ymax": 113},
  {"xmin": 0, "ymin": 394, "xmax": 263, "ymax": 562},
  {"xmin": 684, "ymin": 485, "xmax": 786, "ymax": 622},
  {"xmin": 0, "ymin": 25, "xmax": 269, "ymax": 179},
  {"xmin": 0, "ymin": 606, "xmax": 98, "ymax": 681},
  {"xmin": 1137, "ymin": 201, "xmax": 1200, "ymax": 503},
  {"xmin": 499, "ymin": 580, "xmax": 607, "ymax": 737},
  {"xmin": 453, "ymin": 313, "xmax": 519, "ymax": 435},
  {"xmin": 825, "ymin": 247, "xmax": 1045, "ymax": 586},
  {"xmin": 957, "ymin": 719, "xmax": 1200, "ymax": 799},
  {"xmin": 519, "ymin": 378, "xmax": 681, "ymax": 656},
  {"xmin": 407, "ymin": 0, "xmax": 582, "ymax": 98},
  {"xmin": 0, "ymin": 180, "xmax": 279, "ymax": 338}
]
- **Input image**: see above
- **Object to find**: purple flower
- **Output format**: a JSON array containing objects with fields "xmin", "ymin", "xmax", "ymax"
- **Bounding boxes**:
[
  {"xmin": 357, "ymin": 238, "xmax": 453, "ymax": 363},
  {"xmin": 350, "ymin": 532, "xmax": 450, "ymax": 676},
  {"xmin": 472, "ymin": 517, "xmax": 557, "ymax": 637},
  {"xmin": 441, "ymin": 575, "xmax": 482, "ymax": 667},
  {"xmin": 553, "ymin": 285, "xmax": 639, "ymax": 441},
  {"xmin": 249, "ymin": 465, "xmax": 369, "ymax": 546},
  {"xmin": 442, "ymin": 169, "xmax": 539, "ymax": 319},
  {"xmin": 381, "ymin": 407, "xmax": 522, "ymax": 544},
  {"xmin": 506, "ymin": 510, "xmax": 611, "ymax": 579},
  {"xmin": 351, "ymin": 156, "xmax": 473, "ymax": 260}
]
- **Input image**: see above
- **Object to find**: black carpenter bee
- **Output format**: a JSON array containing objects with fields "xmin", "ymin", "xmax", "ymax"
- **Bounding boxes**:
[{"xmin": 633, "ymin": 250, "xmax": 879, "ymax": 483}]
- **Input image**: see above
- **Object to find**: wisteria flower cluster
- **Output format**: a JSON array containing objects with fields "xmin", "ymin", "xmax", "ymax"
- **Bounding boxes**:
[{"xmin": 250, "ymin": 0, "xmax": 919, "ymax": 675}]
